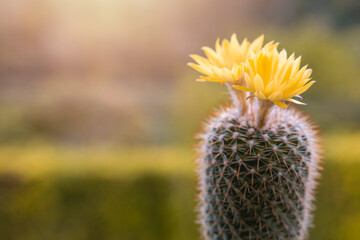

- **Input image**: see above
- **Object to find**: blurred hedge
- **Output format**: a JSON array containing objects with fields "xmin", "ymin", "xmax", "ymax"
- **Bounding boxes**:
[
  {"xmin": 0, "ymin": 173, "xmax": 198, "ymax": 240},
  {"xmin": 0, "ymin": 155, "xmax": 359, "ymax": 239}
]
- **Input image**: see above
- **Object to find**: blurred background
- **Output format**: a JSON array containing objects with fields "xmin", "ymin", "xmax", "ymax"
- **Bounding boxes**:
[{"xmin": 0, "ymin": 0, "xmax": 359, "ymax": 239}]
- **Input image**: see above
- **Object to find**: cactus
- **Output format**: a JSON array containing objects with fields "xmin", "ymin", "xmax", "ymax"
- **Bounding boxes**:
[{"xmin": 189, "ymin": 34, "xmax": 321, "ymax": 240}]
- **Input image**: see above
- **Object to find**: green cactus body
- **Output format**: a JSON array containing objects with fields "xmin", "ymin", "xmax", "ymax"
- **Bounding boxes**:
[{"xmin": 197, "ymin": 106, "xmax": 320, "ymax": 240}]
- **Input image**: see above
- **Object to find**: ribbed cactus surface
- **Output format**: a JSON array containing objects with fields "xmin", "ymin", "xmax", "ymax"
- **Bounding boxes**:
[{"xmin": 198, "ymin": 107, "xmax": 319, "ymax": 240}]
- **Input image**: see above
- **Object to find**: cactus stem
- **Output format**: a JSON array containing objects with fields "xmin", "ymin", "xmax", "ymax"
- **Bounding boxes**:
[
  {"xmin": 257, "ymin": 100, "xmax": 274, "ymax": 129},
  {"xmin": 226, "ymin": 83, "xmax": 248, "ymax": 114}
]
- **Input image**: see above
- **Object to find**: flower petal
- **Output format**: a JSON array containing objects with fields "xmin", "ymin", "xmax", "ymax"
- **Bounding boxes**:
[
  {"xmin": 294, "ymin": 80, "xmax": 316, "ymax": 95},
  {"xmin": 268, "ymin": 92, "xmax": 282, "ymax": 101},
  {"xmin": 254, "ymin": 74, "xmax": 265, "ymax": 91},
  {"xmin": 255, "ymin": 90, "xmax": 266, "ymax": 100},
  {"xmin": 200, "ymin": 76, "xmax": 226, "ymax": 83},
  {"xmin": 232, "ymin": 85, "xmax": 253, "ymax": 92},
  {"xmin": 274, "ymin": 100, "xmax": 288, "ymax": 109},
  {"xmin": 286, "ymin": 98, "xmax": 306, "ymax": 105},
  {"xmin": 202, "ymin": 47, "xmax": 223, "ymax": 66},
  {"xmin": 187, "ymin": 63, "xmax": 212, "ymax": 76}
]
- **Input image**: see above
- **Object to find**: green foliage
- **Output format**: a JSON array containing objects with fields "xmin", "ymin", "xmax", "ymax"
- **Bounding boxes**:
[
  {"xmin": 0, "ymin": 174, "xmax": 197, "ymax": 240},
  {"xmin": 310, "ymin": 160, "xmax": 360, "ymax": 240}
]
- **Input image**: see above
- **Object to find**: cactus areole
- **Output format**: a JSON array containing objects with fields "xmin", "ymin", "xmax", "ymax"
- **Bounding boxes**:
[{"xmin": 188, "ymin": 34, "xmax": 321, "ymax": 240}]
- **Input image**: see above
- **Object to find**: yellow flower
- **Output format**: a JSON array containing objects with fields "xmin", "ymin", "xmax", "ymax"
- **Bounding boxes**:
[
  {"xmin": 232, "ymin": 48, "xmax": 315, "ymax": 109},
  {"xmin": 188, "ymin": 34, "xmax": 277, "ymax": 83}
]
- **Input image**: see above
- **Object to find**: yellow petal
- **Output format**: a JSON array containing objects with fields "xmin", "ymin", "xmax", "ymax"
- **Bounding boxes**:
[
  {"xmin": 264, "ymin": 80, "xmax": 276, "ymax": 95},
  {"xmin": 255, "ymin": 90, "xmax": 266, "ymax": 99},
  {"xmin": 302, "ymin": 68, "xmax": 312, "ymax": 80},
  {"xmin": 268, "ymin": 92, "xmax": 283, "ymax": 101},
  {"xmin": 202, "ymin": 47, "xmax": 223, "ymax": 66},
  {"xmin": 189, "ymin": 54, "xmax": 210, "ymax": 65},
  {"xmin": 293, "ymin": 65, "xmax": 307, "ymax": 81},
  {"xmin": 232, "ymin": 85, "xmax": 253, "ymax": 92},
  {"xmin": 187, "ymin": 34, "xmax": 316, "ymax": 103},
  {"xmin": 291, "ymin": 56, "xmax": 301, "ymax": 75},
  {"xmin": 245, "ymin": 73, "xmax": 255, "ymax": 90},
  {"xmin": 213, "ymin": 67, "xmax": 235, "ymax": 81},
  {"xmin": 232, "ymin": 63, "xmax": 245, "ymax": 79},
  {"xmin": 250, "ymin": 35, "xmax": 264, "ymax": 53},
  {"xmin": 274, "ymin": 101, "xmax": 288, "ymax": 109},
  {"xmin": 200, "ymin": 76, "xmax": 226, "ymax": 83},
  {"xmin": 187, "ymin": 63, "xmax": 212, "ymax": 76},
  {"xmin": 215, "ymin": 38, "xmax": 221, "ymax": 52},
  {"xmin": 294, "ymin": 80, "xmax": 316, "ymax": 95},
  {"xmin": 286, "ymin": 98, "xmax": 306, "ymax": 105},
  {"xmin": 254, "ymin": 74, "xmax": 265, "ymax": 91},
  {"xmin": 230, "ymin": 33, "xmax": 240, "ymax": 48}
]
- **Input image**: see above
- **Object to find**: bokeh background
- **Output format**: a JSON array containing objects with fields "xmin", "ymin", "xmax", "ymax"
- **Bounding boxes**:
[{"xmin": 0, "ymin": 0, "xmax": 359, "ymax": 239}]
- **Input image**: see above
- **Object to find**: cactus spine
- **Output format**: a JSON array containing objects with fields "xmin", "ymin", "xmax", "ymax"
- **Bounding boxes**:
[
  {"xmin": 197, "ymin": 104, "xmax": 320, "ymax": 239},
  {"xmin": 189, "ymin": 34, "xmax": 321, "ymax": 239}
]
